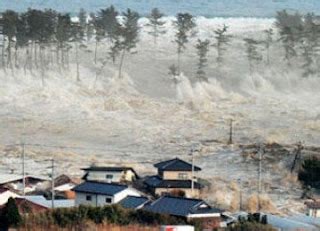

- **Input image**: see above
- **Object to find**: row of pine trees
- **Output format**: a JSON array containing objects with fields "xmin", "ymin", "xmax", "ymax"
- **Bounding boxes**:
[{"xmin": 0, "ymin": 7, "xmax": 320, "ymax": 85}]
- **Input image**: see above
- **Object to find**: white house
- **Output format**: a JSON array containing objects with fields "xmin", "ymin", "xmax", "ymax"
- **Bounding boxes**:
[
  {"xmin": 82, "ymin": 166, "xmax": 138, "ymax": 184},
  {"xmin": 306, "ymin": 201, "xmax": 320, "ymax": 218},
  {"xmin": 0, "ymin": 187, "xmax": 20, "ymax": 205},
  {"xmin": 73, "ymin": 181, "xmax": 141, "ymax": 207}
]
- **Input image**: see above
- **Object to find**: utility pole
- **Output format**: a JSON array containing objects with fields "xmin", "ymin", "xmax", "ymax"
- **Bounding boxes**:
[
  {"xmin": 238, "ymin": 178, "xmax": 242, "ymax": 211},
  {"xmin": 21, "ymin": 118, "xmax": 26, "ymax": 197},
  {"xmin": 51, "ymin": 158, "xmax": 55, "ymax": 209},
  {"xmin": 191, "ymin": 146, "xmax": 195, "ymax": 197},
  {"xmin": 258, "ymin": 144, "xmax": 264, "ymax": 212},
  {"xmin": 190, "ymin": 143, "xmax": 198, "ymax": 197},
  {"xmin": 228, "ymin": 119, "xmax": 233, "ymax": 144},
  {"xmin": 22, "ymin": 143, "xmax": 25, "ymax": 196}
]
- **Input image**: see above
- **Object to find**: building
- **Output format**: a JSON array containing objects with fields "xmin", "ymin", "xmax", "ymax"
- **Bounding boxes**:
[
  {"xmin": 0, "ymin": 187, "xmax": 19, "ymax": 205},
  {"xmin": 81, "ymin": 166, "xmax": 139, "ymax": 184},
  {"xmin": 73, "ymin": 181, "xmax": 142, "ymax": 207},
  {"xmin": 22, "ymin": 195, "xmax": 75, "ymax": 209},
  {"xmin": 144, "ymin": 158, "xmax": 203, "ymax": 198},
  {"xmin": 306, "ymin": 200, "xmax": 320, "ymax": 218},
  {"xmin": 144, "ymin": 196, "xmax": 223, "ymax": 230},
  {"xmin": 0, "ymin": 174, "xmax": 49, "ymax": 194},
  {"xmin": 14, "ymin": 198, "xmax": 49, "ymax": 214}
]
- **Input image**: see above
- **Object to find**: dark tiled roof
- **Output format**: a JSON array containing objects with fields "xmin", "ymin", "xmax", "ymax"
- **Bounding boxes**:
[
  {"xmin": 306, "ymin": 201, "xmax": 320, "ymax": 209},
  {"xmin": 144, "ymin": 176, "xmax": 203, "ymax": 189},
  {"xmin": 73, "ymin": 181, "xmax": 127, "ymax": 196},
  {"xmin": 119, "ymin": 196, "xmax": 149, "ymax": 209},
  {"xmin": 144, "ymin": 196, "xmax": 221, "ymax": 217},
  {"xmin": 81, "ymin": 166, "xmax": 139, "ymax": 179},
  {"xmin": 0, "ymin": 187, "xmax": 8, "ymax": 194},
  {"xmin": 82, "ymin": 166, "xmax": 135, "ymax": 173},
  {"xmin": 154, "ymin": 158, "xmax": 201, "ymax": 171}
]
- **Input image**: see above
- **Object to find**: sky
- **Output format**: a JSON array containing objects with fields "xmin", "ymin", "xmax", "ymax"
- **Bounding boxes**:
[{"xmin": 1, "ymin": 0, "xmax": 320, "ymax": 17}]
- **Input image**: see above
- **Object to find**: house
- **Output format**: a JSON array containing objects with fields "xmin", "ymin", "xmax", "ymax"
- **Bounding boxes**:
[
  {"xmin": 14, "ymin": 198, "xmax": 49, "ymax": 214},
  {"xmin": 81, "ymin": 166, "xmax": 139, "ymax": 184},
  {"xmin": 144, "ymin": 196, "xmax": 223, "ymax": 230},
  {"xmin": 118, "ymin": 196, "xmax": 149, "ymax": 210},
  {"xmin": 54, "ymin": 175, "xmax": 79, "ymax": 199},
  {"xmin": 0, "ymin": 187, "xmax": 19, "ymax": 205},
  {"xmin": 306, "ymin": 200, "xmax": 320, "ymax": 218},
  {"xmin": 73, "ymin": 181, "xmax": 142, "ymax": 207},
  {"xmin": 22, "ymin": 195, "xmax": 75, "ymax": 209},
  {"xmin": 144, "ymin": 158, "xmax": 203, "ymax": 198},
  {"xmin": 0, "ymin": 174, "xmax": 50, "ymax": 194}
]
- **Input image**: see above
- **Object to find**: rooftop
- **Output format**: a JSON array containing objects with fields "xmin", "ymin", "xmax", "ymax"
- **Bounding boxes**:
[
  {"xmin": 119, "ymin": 196, "xmax": 149, "ymax": 209},
  {"xmin": 82, "ymin": 166, "xmax": 136, "ymax": 173},
  {"xmin": 306, "ymin": 200, "xmax": 320, "ymax": 209},
  {"xmin": 21, "ymin": 196, "xmax": 75, "ymax": 208},
  {"xmin": 144, "ymin": 196, "xmax": 222, "ymax": 217},
  {"xmin": 154, "ymin": 158, "xmax": 201, "ymax": 172},
  {"xmin": 145, "ymin": 176, "xmax": 203, "ymax": 189},
  {"xmin": 73, "ymin": 181, "xmax": 128, "ymax": 196}
]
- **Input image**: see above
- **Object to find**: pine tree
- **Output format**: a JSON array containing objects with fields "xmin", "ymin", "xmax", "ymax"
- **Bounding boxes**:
[
  {"xmin": 244, "ymin": 38, "xmax": 262, "ymax": 75},
  {"xmin": 56, "ymin": 13, "xmax": 72, "ymax": 69},
  {"xmin": 300, "ymin": 13, "xmax": 320, "ymax": 77},
  {"xmin": 263, "ymin": 28, "xmax": 273, "ymax": 66},
  {"xmin": 275, "ymin": 10, "xmax": 303, "ymax": 66},
  {"xmin": 2, "ymin": 198, "xmax": 22, "ymax": 228},
  {"xmin": 115, "ymin": 9, "xmax": 140, "ymax": 79},
  {"xmin": 195, "ymin": 39, "xmax": 210, "ymax": 82},
  {"xmin": 147, "ymin": 8, "xmax": 166, "ymax": 45},
  {"xmin": 2, "ymin": 10, "xmax": 18, "ymax": 69},
  {"xmin": 173, "ymin": 13, "xmax": 196, "ymax": 73},
  {"xmin": 212, "ymin": 24, "xmax": 231, "ymax": 70}
]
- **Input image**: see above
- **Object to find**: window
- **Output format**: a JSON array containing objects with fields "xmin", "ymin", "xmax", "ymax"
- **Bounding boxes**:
[
  {"xmin": 105, "ymin": 197, "xmax": 112, "ymax": 204},
  {"xmin": 178, "ymin": 173, "xmax": 188, "ymax": 180},
  {"xmin": 86, "ymin": 195, "xmax": 92, "ymax": 201},
  {"xmin": 106, "ymin": 174, "xmax": 113, "ymax": 179}
]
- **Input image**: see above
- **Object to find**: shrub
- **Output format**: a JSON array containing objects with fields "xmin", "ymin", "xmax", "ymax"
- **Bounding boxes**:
[{"xmin": 298, "ymin": 156, "xmax": 320, "ymax": 189}]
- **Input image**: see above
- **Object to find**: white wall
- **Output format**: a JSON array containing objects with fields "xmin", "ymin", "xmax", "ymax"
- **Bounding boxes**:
[
  {"xmin": 308, "ymin": 208, "xmax": 320, "ymax": 218},
  {"xmin": 75, "ymin": 188, "xmax": 141, "ymax": 207},
  {"xmin": 75, "ymin": 192, "xmax": 114, "ymax": 207},
  {"xmin": 0, "ymin": 191, "xmax": 19, "ymax": 205},
  {"xmin": 86, "ymin": 171, "xmax": 123, "ymax": 183}
]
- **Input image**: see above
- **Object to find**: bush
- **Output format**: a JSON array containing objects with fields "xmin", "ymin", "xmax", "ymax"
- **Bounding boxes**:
[
  {"xmin": 1, "ymin": 198, "xmax": 22, "ymax": 228},
  {"xmin": 298, "ymin": 156, "xmax": 320, "ymax": 189}
]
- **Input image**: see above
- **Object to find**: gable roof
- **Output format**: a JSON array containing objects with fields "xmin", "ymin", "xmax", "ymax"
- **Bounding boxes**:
[
  {"xmin": 144, "ymin": 196, "xmax": 221, "ymax": 217},
  {"xmin": 73, "ymin": 181, "xmax": 127, "ymax": 196},
  {"xmin": 82, "ymin": 166, "xmax": 136, "ymax": 173},
  {"xmin": 119, "ymin": 196, "xmax": 149, "ymax": 209},
  {"xmin": 81, "ymin": 166, "xmax": 139, "ymax": 178},
  {"xmin": 144, "ymin": 176, "xmax": 203, "ymax": 189},
  {"xmin": 154, "ymin": 158, "xmax": 201, "ymax": 171}
]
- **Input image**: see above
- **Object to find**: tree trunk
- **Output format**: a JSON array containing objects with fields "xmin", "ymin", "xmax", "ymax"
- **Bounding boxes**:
[
  {"xmin": 118, "ymin": 49, "xmax": 126, "ymax": 79},
  {"xmin": 1, "ymin": 37, "xmax": 5, "ymax": 70},
  {"xmin": 76, "ymin": 42, "xmax": 80, "ymax": 82},
  {"xmin": 94, "ymin": 40, "xmax": 98, "ymax": 64}
]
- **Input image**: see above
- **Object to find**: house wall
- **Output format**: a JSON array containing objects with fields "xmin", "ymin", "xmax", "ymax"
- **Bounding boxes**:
[
  {"xmin": 75, "ymin": 192, "xmax": 114, "ymax": 207},
  {"xmin": 85, "ymin": 170, "xmax": 136, "ymax": 183},
  {"xmin": 155, "ymin": 188, "xmax": 200, "ymax": 198},
  {"xmin": 308, "ymin": 208, "xmax": 320, "ymax": 218},
  {"xmin": 86, "ymin": 171, "xmax": 123, "ymax": 183},
  {"xmin": 0, "ymin": 191, "xmax": 19, "ymax": 205},
  {"xmin": 162, "ymin": 171, "xmax": 193, "ymax": 180},
  {"xmin": 75, "ymin": 188, "xmax": 141, "ymax": 207}
]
